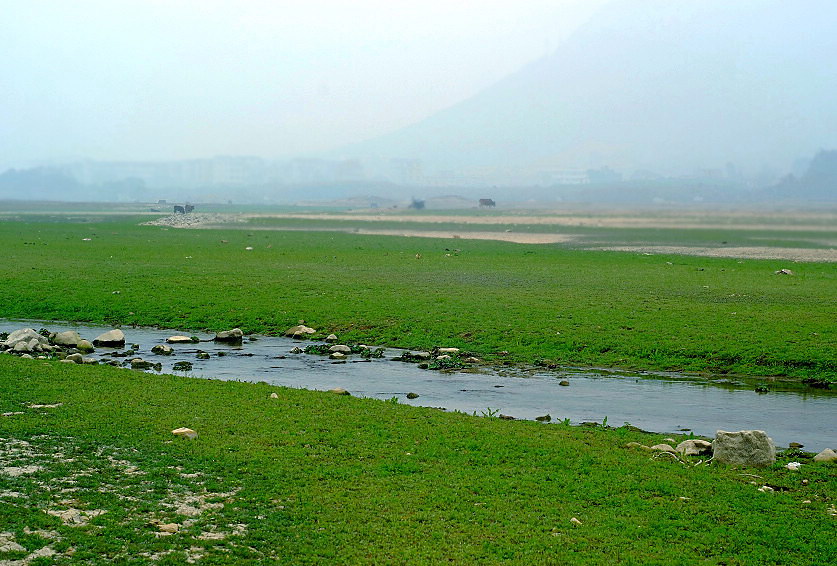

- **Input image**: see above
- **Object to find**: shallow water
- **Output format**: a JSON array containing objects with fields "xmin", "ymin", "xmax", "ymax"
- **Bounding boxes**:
[{"xmin": 3, "ymin": 320, "xmax": 835, "ymax": 452}]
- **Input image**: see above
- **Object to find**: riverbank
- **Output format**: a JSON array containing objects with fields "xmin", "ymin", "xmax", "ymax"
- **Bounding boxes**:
[
  {"xmin": 0, "ymin": 217, "xmax": 834, "ymax": 383},
  {"xmin": 2, "ymin": 318, "xmax": 835, "ymax": 451},
  {"xmin": 1, "ymin": 356, "xmax": 835, "ymax": 564}
]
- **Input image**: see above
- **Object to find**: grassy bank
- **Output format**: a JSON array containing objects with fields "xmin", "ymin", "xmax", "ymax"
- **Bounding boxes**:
[
  {"xmin": 1, "ymin": 357, "xmax": 834, "ymax": 564},
  {"xmin": 0, "ymin": 217, "xmax": 834, "ymax": 382}
]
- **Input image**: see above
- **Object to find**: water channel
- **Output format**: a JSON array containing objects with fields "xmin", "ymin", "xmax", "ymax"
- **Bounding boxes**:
[{"xmin": 3, "ymin": 320, "xmax": 835, "ymax": 452}]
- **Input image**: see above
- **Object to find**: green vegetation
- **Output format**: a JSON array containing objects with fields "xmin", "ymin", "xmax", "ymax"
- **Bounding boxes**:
[
  {"xmin": 1, "ymin": 357, "xmax": 835, "ymax": 564},
  {"xmin": 0, "ymin": 217, "xmax": 834, "ymax": 382},
  {"xmin": 0, "ymin": 219, "xmax": 837, "ymax": 381}
]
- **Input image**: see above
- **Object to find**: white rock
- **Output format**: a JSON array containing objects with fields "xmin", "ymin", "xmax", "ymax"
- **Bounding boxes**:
[
  {"xmin": 650, "ymin": 444, "xmax": 676, "ymax": 453},
  {"xmin": 167, "ymin": 335, "xmax": 195, "ymax": 343},
  {"xmin": 284, "ymin": 325, "xmax": 316, "ymax": 337},
  {"xmin": 4, "ymin": 328, "xmax": 46, "ymax": 348},
  {"xmin": 437, "ymin": 347, "xmax": 460, "ymax": 354},
  {"xmin": 785, "ymin": 462, "xmax": 802, "ymax": 471},
  {"xmin": 93, "ymin": 329, "xmax": 125, "ymax": 346},
  {"xmin": 813, "ymin": 448, "xmax": 837, "ymax": 463},
  {"xmin": 172, "ymin": 427, "xmax": 197, "ymax": 440},
  {"xmin": 329, "ymin": 345, "xmax": 351, "ymax": 353},
  {"xmin": 52, "ymin": 330, "xmax": 81, "ymax": 346},
  {"xmin": 676, "ymin": 439, "xmax": 713, "ymax": 456}
]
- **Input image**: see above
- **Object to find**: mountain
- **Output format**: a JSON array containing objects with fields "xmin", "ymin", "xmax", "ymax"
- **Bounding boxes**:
[{"xmin": 338, "ymin": 0, "xmax": 837, "ymax": 178}]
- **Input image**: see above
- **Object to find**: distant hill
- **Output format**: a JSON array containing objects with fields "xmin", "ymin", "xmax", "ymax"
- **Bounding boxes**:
[
  {"xmin": 769, "ymin": 150, "xmax": 837, "ymax": 200},
  {"xmin": 339, "ymin": 0, "xmax": 837, "ymax": 177}
]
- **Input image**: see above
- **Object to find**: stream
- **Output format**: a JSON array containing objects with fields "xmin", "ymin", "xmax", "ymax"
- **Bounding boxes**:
[{"xmin": 2, "ymin": 320, "xmax": 834, "ymax": 452}]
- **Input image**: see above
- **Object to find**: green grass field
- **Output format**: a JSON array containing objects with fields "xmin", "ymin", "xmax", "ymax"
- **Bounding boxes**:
[
  {"xmin": 0, "ymin": 216, "xmax": 834, "ymax": 382},
  {"xmin": 1, "ymin": 212, "xmax": 835, "ymax": 563},
  {"xmin": 1, "ymin": 357, "xmax": 835, "ymax": 564}
]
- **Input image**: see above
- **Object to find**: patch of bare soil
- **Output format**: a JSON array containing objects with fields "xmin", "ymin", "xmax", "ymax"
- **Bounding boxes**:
[
  {"xmin": 592, "ymin": 246, "xmax": 837, "ymax": 263},
  {"xmin": 246, "ymin": 211, "xmax": 837, "ymax": 231}
]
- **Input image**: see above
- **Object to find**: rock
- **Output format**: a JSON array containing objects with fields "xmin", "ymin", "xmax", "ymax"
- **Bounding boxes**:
[
  {"xmin": 651, "ymin": 444, "xmax": 677, "ymax": 453},
  {"xmin": 325, "ymin": 334, "xmax": 338, "ymax": 343},
  {"xmin": 329, "ymin": 352, "xmax": 346, "ymax": 360},
  {"xmin": 289, "ymin": 347, "xmax": 303, "ymax": 354},
  {"xmin": 151, "ymin": 344, "xmax": 174, "ymax": 355},
  {"xmin": 93, "ymin": 329, "xmax": 125, "ymax": 347},
  {"xmin": 436, "ymin": 354, "xmax": 451, "ymax": 361},
  {"xmin": 329, "ymin": 345, "xmax": 351, "ymax": 354},
  {"xmin": 775, "ymin": 268, "xmax": 794, "ymax": 275},
  {"xmin": 196, "ymin": 352, "xmax": 210, "ymax": 360},
  {"xmin": 82, "ymin": 357, "xmax": 98, "ymax": 364},
  {"xmin": 52, "ymin": 330, "xmax": 82, "ymax": 346},
  {"xmin": 171, "ymin": 427, "xmax": 197, "ymax": 439},
  {"xmin": 167, "ymin": 335, "xmax": 195, "ymax": 344},
  {"xmin": 535, "ymin": 414, "xmax": 551, "ymax": 422},
  {"xmin": 284, "ymin": 325, "xmax": 316, "ymax": 337},
  {"xmin": 158, "ymin": 523, "xmax": 180, "ymax": 533},
  {"xmin": 499, "ymin": 414, "xmax": 515, "ymax": 420},
  {"xmin": 4, "ymin": 328, "xmax": 46, "ymax": 348},
  {"xmin": 786, "ymin": 462, "xmax": 802, "ymax": 471},
  {"xmin": 214, "ymin": 328, "xmax": 243, "ymax": 343},
  {"xmin": 437, "ymin": 347, "xmax": 460, "ymax": 354},
  {"xmin": 464, "ymin": 357, "xmax": 481, "ymax": 363},
  {"xmin": 558, "ymin": 380, "xmax": 570, "ymax": 386},
  {"xmin": 19, "ymin": 353, "xmax": 34, "ymax": 360},
  {"xmin": 789, "ymin": 442, "xmax": 804, "ymax": 448},
  {"xmin": 130, "ymin": 358, "xmax": 154, "ymax": 369},
  {"xmin": 65, "ymin": 353, "xmax": 84, "ymax": 364},
  {"xmin": 76, "ymin": 340, "xmax": 95, "ymax": 353},
  {"xmin": 329, "ymin": 388, "xmax": 350, "ymax": 395},
  {"xmin": 406, "ymin": 392, "xmax": 419, "ymax": 399},
  {"xmin": 173, "ymin": 361, "xmax": 193, "ymax": 371},
  {"xmin": 570, "ymin": 517, "xmax": 583, "ymax": 526},
  {"xmin": 12, "ymin": 341, "xmax": 32, "ymax": 353},
  {"xmin": 712, "ymin": 430, "xmax": 776, "ymax": 468},
  {"xmin": 269, "ymin": 393, "xmax": 279, "ymax": 399},
  {"xmin": 676, "ymin": 439, "xmax": 713, "ymax": 456},
  {"xmin": 813, "ymin": 448, "xmax": 837, "ymax": 462}
]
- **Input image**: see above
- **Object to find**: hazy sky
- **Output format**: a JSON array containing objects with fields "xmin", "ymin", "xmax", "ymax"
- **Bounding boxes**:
[{"xmin": 1, "ymin": 0, "xmax": 604, "ymax": 169}]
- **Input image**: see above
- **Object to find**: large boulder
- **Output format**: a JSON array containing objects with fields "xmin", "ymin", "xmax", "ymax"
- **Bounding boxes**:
[
  {"xmin": 4, "ymin": 329, "xmax": 46, "ymax": 349},
  {"xmin": 329, "ymin": 345, "xmax": 352, "ymax": 354},
  {"xmin": 52, "ymin": 330, "xmax": 82, "ymax": 347},
  {"xmin": 213, "ymin": 328, "xmax": 243, "ymax": 344},
  {"xmin": 712, "ymin": 430, "xmax": 776, "ymax": 468},
  {"xmin": 93, "ymin": 329, "xmax": 125, "ymax": 347}
]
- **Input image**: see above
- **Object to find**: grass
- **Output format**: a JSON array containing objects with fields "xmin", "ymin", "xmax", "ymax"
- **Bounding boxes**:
[
  {"xmin": 0, "ymin": 217, "xmax": 834, "ymax": 382},
  {"xmin": 1, "ymin": 357, "xmax": 835, "ymax": 564}
]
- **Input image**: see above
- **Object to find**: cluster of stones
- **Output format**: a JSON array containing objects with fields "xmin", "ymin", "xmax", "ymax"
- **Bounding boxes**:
[
  {"xmin": 0, "ymin": 327, "xmax": 125, "ymax": 365},
  {"xmin": 627, "ymin": 429, "xmax": 837, "ymax": 468},
  {"xmin": 1, "ymin": 326, "xmax": 246, "ymax": 370}
]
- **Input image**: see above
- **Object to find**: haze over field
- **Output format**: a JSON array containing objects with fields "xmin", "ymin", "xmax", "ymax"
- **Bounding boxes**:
[{"xmin": 2, "ymin": 0, "xmax": 836, "ymax": 202}]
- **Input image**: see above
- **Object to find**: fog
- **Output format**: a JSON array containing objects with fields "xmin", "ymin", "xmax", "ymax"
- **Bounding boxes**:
[
  {"xmin": 2, "ymin": 0, "xmax": 836, "ymax": 203},
  {"xmin": 2, "ymin": 1, "xmax": 600, "ymax": 167}
]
